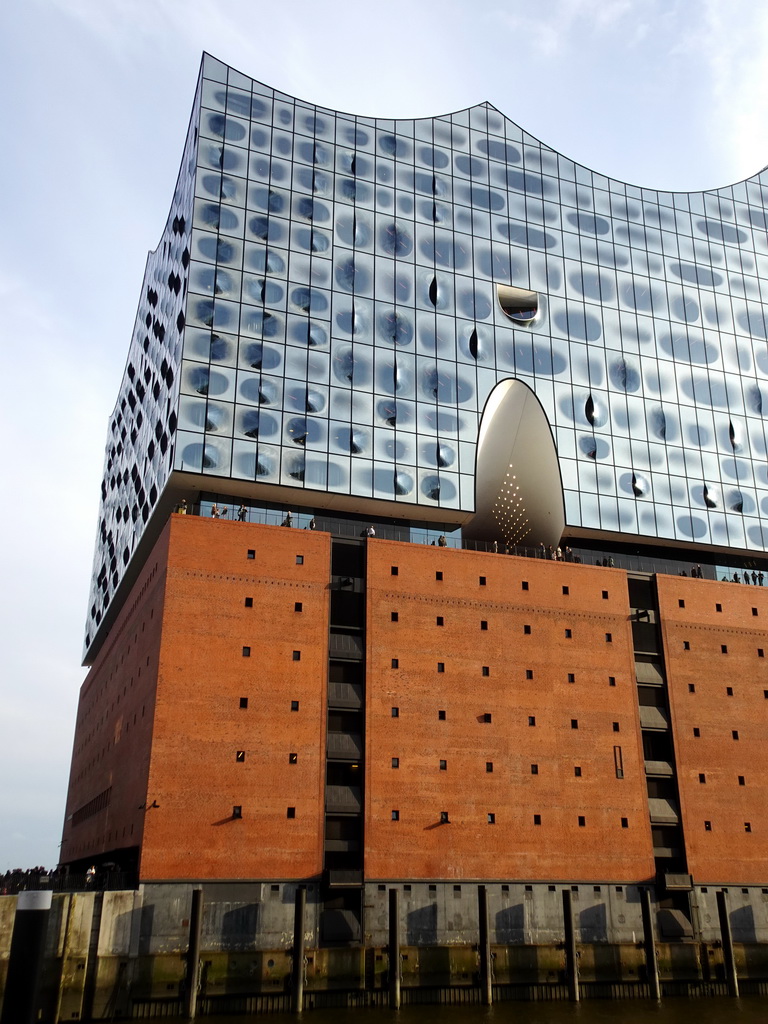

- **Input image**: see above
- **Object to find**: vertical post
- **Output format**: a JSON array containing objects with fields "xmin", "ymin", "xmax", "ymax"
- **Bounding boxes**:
[
  {"xmin": 562, "ymin": 889, "xmax": 579, "ymax": 1002},
  {"xmin": 183, "ymin": 887, "xmax": 204, "ymax": 1019},
  {"xmin": 388, "ymin": 888, "xmax": 401, "ymax": 1009},
  {"xmin": 291, "ymin": 885, "xmax": 307, "ymax": 1013},
  {"xmin": 478, "ymin": 885, "xmax": 492, "ymax": 1005},
  {"xmin": 716, "ymin": 889, "xmax": 739, "ymax": 997},
  {"xmin": 0, "ymin": 890, "xmax": 53, "ymax": 1024},
  {"xmin": 640, "ymin": 887, "xmax": 661, "ymax": 1001}
]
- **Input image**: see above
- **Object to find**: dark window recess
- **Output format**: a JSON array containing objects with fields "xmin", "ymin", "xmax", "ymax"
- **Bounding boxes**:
[
  {"xmin": 684, "ymin": 641, "xmax": 690, "ymax": 650},
  {"xmin": 236, "ymin": 750, "xmax": 245, "ymax": 762},
  {"xmin": 533, "ymin": 814, "xmax": 541, "ymax": 825},
  {"xmin": 571, "ymin": 719, "xmax": 579, "ymax": 729},
  {"xmin": 487, "ymin": 813, "xmax": 495, "ymax": 824},
  {"xmin": 290, "ymin": 700, "xmax": 300, "ymax": 712},
  {"xmin": 752, "ymin": 607, "xmax": 758, "ymax": 617},
  {"xmin": 391, "ymin": 566, "xmax": 398, "ymax": 576},
  {"xmin": 437, "ymin": 662, "xmax": 445, "ymax": 673},
  {"xmin": 563, "ymin": 586, "xmax": 570, "ymax": 595},
  {"xmin": 440, "ymin": 811, "xmax": 450, "ymax": 824},
  {"xmin": 523, "ymin": 624, "xmax": 531, "ymax": 634},
  {"xmin": 745, "ymin": 822, "xmax": 752, "ymax": 833},
  {"xmin": 522, "ymin": 580, "xmax": 529, "ymax": 591},
  {"xmin": 296, "ymin": 555, "xmax": 304, "ymax": 565},
  {"xmin": 759, "ymin": 649, "xmax": 765, "ymax": 658},
  {"xmin": 436, "ymin": 571, "xmax": 443, "ymax": 581},
  {"xmin": 233, "ymin": 806, "xmax": 242, "ymax": 819},
  {"xmin": 436, "ymin": 616, "xmax": 444, "ymax": 626},
  {"xmin": 531, "ymin": 763, "xmax": 539, "ymax": 775},
  {"xmin": 609, "ymin": 676, "xmax": 616, "ymax": 686},
  {"xmin": 733, "ymin": 730, "xmax": 740, "ymax": 740},
  {"xmin": 391, "ymin": 658, "xmax": 399, "ymax": 668},
  {"xmin": 722, "ymin": 645, "xmax": 728, "ymax": 654},
  {"xmin": 391, "ymin": 810, "xmax": 399, "ymax": 821},
  {"xmin": 295, "ymin": 601, "xmax": 303, "ymax": 612},
  {"xmin": 699, "ymin": 773, "xmax": 706, "ymax": 783},
  {"xmin": 614, "ymin": 746, "xmax": 624, "ymax": 779},
  {"xmin": 239, "ymin": 697, "xmax": 248, "ymax": 709},
  {"xmin": 565, "ymin": 629, "xmax": 572, "ymax": 638},
  {"xmin": 244, "ymin": 597, "xmax": 253, "ymax": 607},
  {"xmin": 438, "ymin": 709, "xmax": 446, "ymax": 720},
  {"xmin": 689, "ymin": 684, "xmax": 696, "ymax": 693},
  {"xmin": 247, "ymin": 549, "xmax": 255, "ymax": 559},
  {"xmin": 693, "ymin": 727, "xmax": 700, "ymax": 737},
  {"xmin": 439, "ymin": 760, "xmax": 447, "ymax": 771},
  {"xmin": 242, "ymin": 646, "xmax": 251, "ymax": 657},
  {"xmin": 479, "ymin": 576, "xmax": 487, "ymax": 586},
  {"xmin": 481, "ymin": 620, "xmax": 488, "ymax": 630},
  {"xmin": 578, "ymin": 815, "xmax": 586, "ymax": 827},
  {"xmin": 704, "ymin": 820, "xmax": 712, "ymax": 831},
  {"xmin": 716, "ymin": 603, "xmax": 723, "ymax": 612},
  {"xmin": 568, "ymin": 673, "xmax": 575, "ymax": 683},
  {"xmin": 483, "ymin": 713, "xmax": 492, "ymax": 723},
  {"xmin": 726, "ymin": 686, "xmax": 734, "ymax": 696},
  {"xmin": 613, "ymin": 721, "xmax": 620, "ymax": 732},
  {"xmin": 391, "ymin": 757, "xmax": 399, "ymax": 768},
  {"xmin": 602, "ymin": 591, "xmax": 609, "ymax": 600},
  {"xmin": 679, "ymin": 599, "xmax": 685, "ymax": 608},
  {"xmin": 482, "ymin": 666, "xmax": 490, "ymax": 677},
  {"xmin": 528, "ymin": 716, "xmax": 536, "ymax": 726},
  {"xmin": 574, "ymin": 766, "xmax": 582, "ymax": 777},
  {"xmin": 391, "ymin": 707, "xmax": 399, "ymax": 718},
  {"xmin": 739, "ymin": 775, "xmax": 745, "ymax": 786},
  {"xmin": 486, "ymin": 762, "xmax": 493, "ymax": 772},
  {"xmin": 287, "ymin": 807, "xmax": 296, "ymax": 819},
  {"xmin": 526, "ymin": 669, "xmax": 534, "ymax": 679},
  {"xmin": 391, "ymin": 611, "xmax": 398, "ymax": 621},
  {"xmin": 289, "ymin": 752, "xmax": 298, "ymax": 763},
  {"xmin": 605, "ymin": 633, "xmax": 612, "ymax": 643},
  {"xmin": 292, "ymin": 650, "xmax": 301, "ymax": 661},
  {"xmin": 621, "ymin": 817, "xmax": 629, "ymax": 828}
]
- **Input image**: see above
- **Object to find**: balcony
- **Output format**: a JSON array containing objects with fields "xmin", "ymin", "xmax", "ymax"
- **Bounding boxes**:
[
  {"xmin": 328, "ymin": 681, "xmax": 363, "ymax": 710},
  {"xmin": 329, "ymin": 633, "xmax": 364, "ymax": 660},
  {"xmin": 645, "ymin": 759, "xmax": 674, "ymax": 777},
  {"xmin": 648, "ymin": 797, "xmax": 680, "ymax": 825},
  {"xmin": 639, "ymin": 705, "xmax": 669, "ymax": 731},
  {"xmin": 327, "ymin": 732, "xmax": 363, "ymax": 760},
  {"xmin": 325, "ymin": 785, "xmax": 362, "ymax": 814}
]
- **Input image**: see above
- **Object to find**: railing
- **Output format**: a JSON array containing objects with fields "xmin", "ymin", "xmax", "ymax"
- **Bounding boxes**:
[{"xmin": 1, "ymin": 871, "xmax": 137, "ymax": 895}]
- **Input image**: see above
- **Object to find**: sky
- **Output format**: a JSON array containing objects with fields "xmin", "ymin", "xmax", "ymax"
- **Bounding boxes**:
[{"xmin": 3, "ymin": 0, "xmax": 768, "ymax": 871}]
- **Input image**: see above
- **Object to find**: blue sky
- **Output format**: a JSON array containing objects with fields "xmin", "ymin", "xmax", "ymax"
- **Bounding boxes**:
[{"xmin": 2, "ymin": 0, "xmax": 768, "ymax": 870}]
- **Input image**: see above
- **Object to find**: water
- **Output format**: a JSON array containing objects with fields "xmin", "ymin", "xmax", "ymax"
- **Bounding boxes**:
[{"xmin": 152, "ymin": 998, "xmax": 768, "ymax": 1024}]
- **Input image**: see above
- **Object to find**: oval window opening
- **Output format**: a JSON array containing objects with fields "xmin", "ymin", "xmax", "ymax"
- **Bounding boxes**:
[{"xmin": 497, "ymin": 285, "xmax": 538, "ymax": 325}]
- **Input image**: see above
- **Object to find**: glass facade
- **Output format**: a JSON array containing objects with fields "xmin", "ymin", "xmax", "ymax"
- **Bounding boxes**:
[{"xmin": 86, "ymin": 52, "xmax": 768, "ymax": 655}]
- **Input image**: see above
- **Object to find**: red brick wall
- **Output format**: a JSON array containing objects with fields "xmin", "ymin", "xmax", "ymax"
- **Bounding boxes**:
[
  {"xmin": 140, "ymin": 516, "xmax": 330, "ymax": 880},
  {"xmin": 61, "ymin": 529, "xmax": 168, "ymax": 865},
  {"xmin": 364, "ymin": 541, "xmax": 655, "ymax": 881},
  {"xmin": 658, "ymin": 574, "xmax": 768, "ymax": 883}
]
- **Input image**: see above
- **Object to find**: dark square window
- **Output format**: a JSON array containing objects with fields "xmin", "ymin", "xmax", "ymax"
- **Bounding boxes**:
[
  {"xmin": 391, "ymin": 757, "xmax": 399, "ymax": 768},
  {"xmin": 286, "ymin": 807, "xmax": 296, "ymax": 819},
  {"xmin": 436, "ymin": 616, "xmax": 444, "ymax": 626},
  {"xmin": 292, "ymin": 650, "xmax": 301, "ymax": 661},
  {"xmin": 759, "ymin": 649, "xmax": 765, "ymax": 658},
  {"xmin": 247, "ymin": 550, "xmax": 255, "ymax": 559},
  {"xmin": 613, "ymin": 721, "xmax": 620, "ymax": 732},
  {"xmin": 739, "ymin": 775, "xmax": 745, "ymax": 786},
  {"xmin": 486, "ymin": 762, "xmax": 493, "ymax": 772},
  {"xmin": 568, "ymin": 673, "xmax": 575, "ymax": 683},
  {"xmin": 721, "ymin": 644, "xmax": 728, "ymax": 654},
  {"xmin": 523, "ymin": 624, "xmax": 531, "ymax": 634},
  {"xmin": 391, "ymin": 566, "xmax": 398, "ymax": 576},
  {"xmin": 578, "ymin": 815, "xmax": 586, "ymax": 827},
  {"xmin": 436, "ymin": 571, "xmax": 443, "ymax": 581},
  {"xmin": 440, "ymin": 811, "xmax": 450, "ymax": 824},
  {"xmin": 239, "ymin": 697, "xmax": 248, "ymax": 709},
  {"xmin": 528, "ymin": 715, "xmax": 536, "ymax": 726},
  {"xmin": 295, "ymin": 602, "xmax": 303, "ymax": 612},
  {"xmin": 745, "ymin": 822, "xmax": 752, "ymax": 833},
  {"xmin": 752, "ymin": 607, "xmax": 758, "ymax": 617},
  {"xmin": 232, "ymin": 805, "xmax": 242, "ymax": 819},
  {"xmin": 531, "ymin": 764, "xmax": 538, "ymax": 775},
  {"xmin": 605, "ymin": 633, "xmax": 612, "ymax": 643},
  {"xmin": 602, "ymin": 590, "xmax": 609, "ymax": 600},
  {"xmin": 733, "ymin": 730, "xmax": 740, "ymax": 740},
  {"xmin": 704, "ymin": 820, "xmax": 712, "ymax": 831},
  {"xmin": 563, "ymin": 586, "xmax": 569, "ymax": 595},
  {"xmin": 571, "ymin": 719, "xmax": 579, "ymax": 729},
  {"xmin": 391, "ymin": 611, "xmax": 398, "ymax": 621},
  {"xmin": 683, "ymin": 641, "xmax": 690, "ymax": 650},
  {"xmin": 726, "ymin": 686, "xmax": 734, "ymax": 696},
  {"xmin": 482, "ymin": 666, "xmax": 490, "ymax": 677},
  {"xmin": 289, "ymin": 752, "xmax": 298, "ymax": 764},
  {"xmin": 438, "ymin": 710, "xmax": 446, "ymax": 720},
  {"xmin": 679, "ymin": 599, "xmax": 685, "ymax": 608},
  {"xmin": 439, "ymin": 759, "xmax": 447, "ymax": 770},
  {"xmin": 574, "ymin": 766, "xmax": 582, "ymax": 777},
  {"xmin": 522, "ymin": 581, "xmax": 529, "ymax": 591},
  {"xmin": 699, "ymin": 773, "xmax": 706, "ymax": 783},
  {"xmin": 533, "ymin": 813, "xmax": 541, "ymax": 825},
  {"xmin": 291, "ymin": 700, "xmax": 299, "ymax": 711},
  {"xmin": 483, "ymin": 713, "xmax": 492, "ymax": 723},
  {"xmin": 391, "ymin": 810, "xmax": 399, "ymax": 821},
  {"xmin": 244, "ymin": 597, "xmax": 253, "ymax": 607},
  {"xmin": 296, "ymin": 555, "xmax": 304, "ymax": 565},
  {"xmin": 621, "ymin": 817, "xmax": 629, "ymax": 828},
  {"xmin": 479, "ymin": 576, "xmax": 487, "ymax": 586},
  {"xmin": 565, "ymin": 628, "xmax": 572, "ymax": 638},
  {"xmin": 689, "ymin": 684, "xmax": 696, "ymax": 693},
  {"xmin": 242, "ymin": 646, "xmax": 251, "ymax": 657},
  {"xmin": 716, "ymin": 603, "xmax": 722, "ymax": 612},
  {"xmin": 693, "ymin": 727, "xmax": 700, "ymax": 737},
  {"xmin": 236, "ymin": 750, "xmax": 245, "ymax": 762},
  {"xmin": 481, "ymin": 620, "xmax": 488, "ymax": 630},
  {"xmin": 526, "ymin": 669, "xmax": 534, "ymax": 679},
  {"xmin": 391, "ymin": 707, "xmax": 399, "ymax": 718},
  {"xmin": 391, "ymin": 658, "xmax": 399, "ymax": 668},
  {"xmin": 608, "ymin": 676, "xmax": 616, "ymax": 686},
  {"xmin": 437, "ymin": 662, "xmax": 445, "ymax": 673},
  {"xmin": 487, "ymin": 813, "xmax": 495, "ymax": 824}
]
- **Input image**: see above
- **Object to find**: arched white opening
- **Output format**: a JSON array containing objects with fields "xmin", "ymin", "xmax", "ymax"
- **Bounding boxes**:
[{"xmin": 465, "ymin": 378, "xmax": 565, "ymax": 546}]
